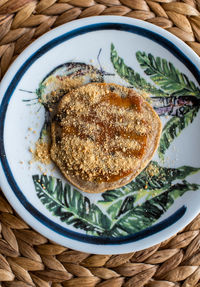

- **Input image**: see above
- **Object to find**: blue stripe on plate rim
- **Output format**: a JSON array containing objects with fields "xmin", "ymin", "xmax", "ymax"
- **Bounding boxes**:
[{"xmin": 0, "ymin": 22, "xmax": 199, "ymax": 245}]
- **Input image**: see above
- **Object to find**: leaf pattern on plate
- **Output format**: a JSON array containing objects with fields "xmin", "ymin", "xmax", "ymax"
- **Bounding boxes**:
[
  {"xmin": 110, "ymin": 43, "xmax": 200, "ymax": 160},
  {"xmin": 136, "ymin": 51, "xmax": 200, "ymax": 97},
  {"xmin": 30, "ymin": 43, "xmax": 200, "ymax": 237},
  {"xmin": 32, "ymin": 162, "xmax": 200, "ymax": 236},
  {"xmin": 158, "ymin": 106, "xmax": 199, "ymax": 161},
  {"xmin": 111, "ymin": 43, "xmax": 166, "ymax": 97},
  {"xmin": 108, "ymin": 181, "xmax": 199, "ymax": 236},
  {"xmin": 99, "ymin": 161, "xmax": 200, "ymax": 220},
  {"xmin": 33, "ymin": 175, "xmax": 111, "ymax": 236}
]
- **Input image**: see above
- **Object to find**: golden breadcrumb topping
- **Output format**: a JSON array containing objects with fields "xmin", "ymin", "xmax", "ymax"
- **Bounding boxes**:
[
  {"xmin": 51, "ymin": 84, "xmax": 152, "ymax": 183},
  {"xmin": 34, "ymin": 140, "xmax": 51, "ymax": 164}
]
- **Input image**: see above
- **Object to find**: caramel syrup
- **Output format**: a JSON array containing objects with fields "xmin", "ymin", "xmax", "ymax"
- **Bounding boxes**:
[{"xmin": 60, "ymin": 90, "xmax": 147, "ymax": 182}]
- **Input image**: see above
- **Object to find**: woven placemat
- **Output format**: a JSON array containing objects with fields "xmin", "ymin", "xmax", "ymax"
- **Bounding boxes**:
[{"xmin": 0, "ymin": 0, "xmax": 200, "ymax": 286}]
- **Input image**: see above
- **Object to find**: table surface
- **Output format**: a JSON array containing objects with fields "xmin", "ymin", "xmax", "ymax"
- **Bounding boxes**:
[{"xmin": 0, "ymin": 0, "xmax": 200, "ymax": 286}]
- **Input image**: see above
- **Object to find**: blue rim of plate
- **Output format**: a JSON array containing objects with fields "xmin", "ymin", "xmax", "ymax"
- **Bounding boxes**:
[{"xmin": 0, "ymin": 22, "xmax": 199, "ymax": 245}]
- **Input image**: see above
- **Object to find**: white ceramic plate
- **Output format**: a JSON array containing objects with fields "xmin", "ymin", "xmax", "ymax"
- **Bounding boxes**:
[{"xmin": 0, "ymin": 16, "xmax": 200, "ymax": 254}]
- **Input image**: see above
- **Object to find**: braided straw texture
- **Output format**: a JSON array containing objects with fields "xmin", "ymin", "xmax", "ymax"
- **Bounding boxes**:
[
  {"xmin": 0, "ymin": 0, "xmax": 199, "ymax": 79},
  {"xmin": 0, "ymin": 0, "xmax": 200, "ymax": 286}
]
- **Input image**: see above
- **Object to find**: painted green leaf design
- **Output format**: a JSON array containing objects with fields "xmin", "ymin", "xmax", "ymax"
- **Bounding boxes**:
[
  {"xmin": 99, "ymin": 182, "xmax": 138, "ymax": 220},
  {"xmin": 36, "ymin": 83, "xmax": 46, "ymax": 101},
  {"xmin": 136, "ymin": 161, "xmax": 200, "ymax": 189},
  {"xmin": 33, "ymin": 175, "xmax": 111, "ymax": 235},
  {"xmin": 136, "ymin": 51, "xmax": 200, "ymax": 97},
  {"xmin": 158, "ymin": 106, "xmax": 199, "ymax": 161},
  {"xmin": 99, "ymin": 161, "xmax": 200, "ymax": 220},
  {"xmin": 109, "ymin": 181, "xmax": 199, "ymax": 236},
  {"xmin": 111, "ymin": 43, "xmax": 167, "ymax": 97}
]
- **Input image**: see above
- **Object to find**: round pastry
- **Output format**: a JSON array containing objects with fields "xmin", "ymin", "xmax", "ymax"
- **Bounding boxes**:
[{"xmin": 51, "ymin": 83, "xmax": 162, "ymax": 193}]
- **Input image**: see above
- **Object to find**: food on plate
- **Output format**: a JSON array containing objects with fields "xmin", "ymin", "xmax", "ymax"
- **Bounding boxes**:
[
  {"xmin": 51, "ymin": 83, "xmax": 162, "ymax": 193},
  {"xmin": 38, "ymin": 63, "xmax": 103, "ymax": 114}
]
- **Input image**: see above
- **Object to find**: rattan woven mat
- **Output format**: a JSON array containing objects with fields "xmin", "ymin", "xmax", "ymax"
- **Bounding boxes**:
[{"xmin": 0, "ymin": 1, "xmax": 200, "ymax": 286}]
